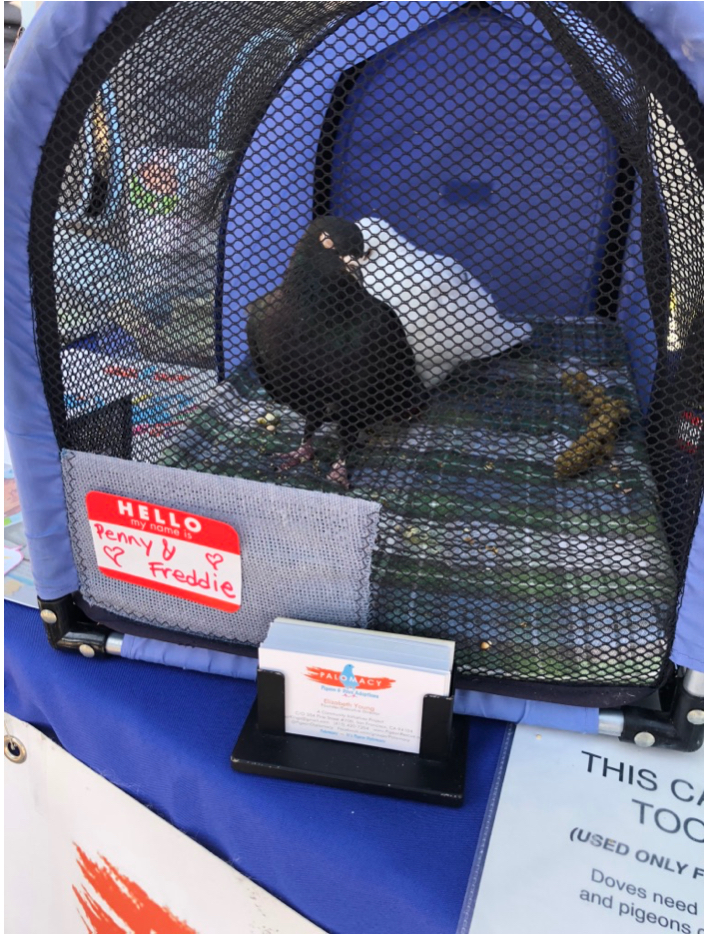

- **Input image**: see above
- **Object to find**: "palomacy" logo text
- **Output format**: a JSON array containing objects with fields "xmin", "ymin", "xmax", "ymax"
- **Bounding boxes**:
[{"xmin": 306, "ymin": 664, "xmax": 395, "ymax": 692}]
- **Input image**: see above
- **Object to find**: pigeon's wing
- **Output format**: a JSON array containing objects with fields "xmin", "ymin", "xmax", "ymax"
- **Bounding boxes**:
[
  {"xmin": 245, "ymin": 288, "xmax": 285, "ymax": 327},
  {"xmin": 246, "ymin": 288, "xmax": 284, "ymax": 394},
  {"xmin": 359, "ymin": 295, "xmax": 429, "ymax": 414}
]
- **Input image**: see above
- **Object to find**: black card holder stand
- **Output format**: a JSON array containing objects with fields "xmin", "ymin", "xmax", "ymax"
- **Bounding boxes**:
[{"xmin": 231, "ymin": 669, "xmax": 470, "ymax": 806}]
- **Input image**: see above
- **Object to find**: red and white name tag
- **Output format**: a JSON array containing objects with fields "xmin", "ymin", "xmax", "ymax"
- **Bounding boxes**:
[{"xmin": 86, "ymin": 492, "xmax": 241, "ymax": 613}]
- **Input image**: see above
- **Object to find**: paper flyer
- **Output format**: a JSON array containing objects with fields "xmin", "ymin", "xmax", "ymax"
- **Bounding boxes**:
[
  {"xmin": 465, "ymin": 725, "xmax": 704, "ymax": 934},
  {"xmin": 4, "ymin": 465, "xmax": 38, "ymax": 608}
]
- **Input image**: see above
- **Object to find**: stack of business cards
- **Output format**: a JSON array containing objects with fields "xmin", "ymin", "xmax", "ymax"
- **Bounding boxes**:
[{"xmin": 259, "ymin": 617, "xmax": 455, "ymax": 754}]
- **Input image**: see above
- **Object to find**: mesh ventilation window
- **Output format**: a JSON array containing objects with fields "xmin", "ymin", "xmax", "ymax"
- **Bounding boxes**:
[{"xmin": 30, "ymin": 1, "xmax": 704, "ymax": 699}]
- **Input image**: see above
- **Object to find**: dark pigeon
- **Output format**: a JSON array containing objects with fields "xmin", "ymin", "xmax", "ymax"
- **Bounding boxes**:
[{"xmin": 246, "ymin": 216, "xmax": 427, "ymax": 488}]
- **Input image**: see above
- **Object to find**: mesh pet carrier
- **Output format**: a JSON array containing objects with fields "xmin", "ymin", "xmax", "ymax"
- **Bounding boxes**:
[{"xmin": 5, "ymin": 0, "xmax": 704, "ymax": 747}]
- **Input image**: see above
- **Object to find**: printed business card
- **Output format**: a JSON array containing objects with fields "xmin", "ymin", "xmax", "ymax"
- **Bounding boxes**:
[{"xmin": 260, "ymin": 621, "xmax": 453, "ymax": 754}]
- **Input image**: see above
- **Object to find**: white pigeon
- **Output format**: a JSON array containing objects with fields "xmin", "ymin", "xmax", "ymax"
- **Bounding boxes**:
[{"xmin": 357, "ymin": 216, "xmax": 532, "ymax": 389}]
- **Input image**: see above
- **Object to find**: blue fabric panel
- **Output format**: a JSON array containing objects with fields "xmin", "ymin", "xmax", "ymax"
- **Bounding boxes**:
[
  {"xmin": 122, "ymin": 635, "xmax": 600, "ymax": 732},
  {"xmin": 221, "ymin": 3, "xmax": 613, "ymax": 371},
  {"xmin": 628, "ymin": 2, "xmax": 704, "ymax": 100},
  {"xmin": 329, "ymin": 8, "xmax": 614, "ymax": 321},
  {"xmin": 617, "ymin": 3, "xmax": 704, "ymax": 417},
  {"xmin": 221, "ymin": 2, "xmax": 468, "ymax": 373},
  {"xmin": 672, "ymin": 506, "xmax": 704, "ymax": 671},
  {"xmin": 5, "ymin": 601, "xmax": 508, "ymax": 934},
  {"xmin": 4, "ymin": 0, "xmax": 128, "ymax": 598}
]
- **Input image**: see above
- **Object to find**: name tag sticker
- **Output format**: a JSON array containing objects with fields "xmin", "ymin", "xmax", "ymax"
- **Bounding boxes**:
[{"xmin": 85, "ymin": 492, "xmax": 241, "ymax": 612}]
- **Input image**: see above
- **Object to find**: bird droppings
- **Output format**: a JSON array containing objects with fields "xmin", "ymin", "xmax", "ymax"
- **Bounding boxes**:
[{"xmin": 555, "ymin": 371, "xmax": 630, "ymax": 478}]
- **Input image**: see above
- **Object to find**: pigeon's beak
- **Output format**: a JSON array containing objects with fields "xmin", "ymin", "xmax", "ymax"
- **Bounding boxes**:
[{"xmin": 341, "ymin": 249, "xmax": 372, "ymax": 270}]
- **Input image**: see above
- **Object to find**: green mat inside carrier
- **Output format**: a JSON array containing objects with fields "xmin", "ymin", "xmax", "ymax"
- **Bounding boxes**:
[{"xmin": 158, "ymin": 317, "xmax": 676, "ymax": 685}]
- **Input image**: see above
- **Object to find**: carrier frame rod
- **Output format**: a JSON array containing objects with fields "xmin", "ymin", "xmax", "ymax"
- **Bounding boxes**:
[{"xmin": 37, "ymin": 595, "xmax": 704, "ymax": 752}]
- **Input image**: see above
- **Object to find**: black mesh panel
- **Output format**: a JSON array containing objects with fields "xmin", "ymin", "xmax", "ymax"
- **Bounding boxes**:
[{"xmin": 29, "ymin": 1, "xmax": 704, "ymax": 702}]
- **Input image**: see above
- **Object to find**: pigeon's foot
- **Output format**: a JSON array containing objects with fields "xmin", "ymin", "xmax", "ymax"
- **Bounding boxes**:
[
  {"xmin": 327, "ymin": 460, "xmax": 350, "ymax": 490},
  {"xmin": 275, "ymin": 441, "xmax": 315, "ymax": 472}
]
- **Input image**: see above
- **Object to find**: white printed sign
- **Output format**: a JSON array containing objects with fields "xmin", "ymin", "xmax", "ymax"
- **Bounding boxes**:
[
  {"xmin": 466, "ymin": 725, "xmax": 704, "ymax": 934},
  {"xmin": 86, "ymin": 492, "xmax": 241, "ymax": 612},
  {"xmin": 4, "ymin": 714, "xmax": 323, "ymax": 933}
]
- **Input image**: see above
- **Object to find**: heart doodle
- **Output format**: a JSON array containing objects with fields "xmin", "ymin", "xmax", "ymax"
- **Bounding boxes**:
[
  {"xmin": 104, "ymin": 546, "xmax": 125, "ymax": 568},
  {"xmin": 206, "ymin": 552, "xmax": 224, "ymax": 570}
]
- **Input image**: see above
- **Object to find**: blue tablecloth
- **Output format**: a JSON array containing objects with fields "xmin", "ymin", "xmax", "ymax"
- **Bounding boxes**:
[{"xmin": 4, "ymin": 600, "xmax": 508, "ymax": 934}]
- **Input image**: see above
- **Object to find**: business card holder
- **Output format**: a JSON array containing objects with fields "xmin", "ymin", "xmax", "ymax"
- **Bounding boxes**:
[{"xmin": 231, "ymin": 669, "xmax": 469, "ymax": 805}]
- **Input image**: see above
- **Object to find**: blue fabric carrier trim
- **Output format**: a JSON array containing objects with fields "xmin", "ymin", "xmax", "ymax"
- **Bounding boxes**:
[
  {"xmin": 4, "ymin": 1, "xmax": 128, "ymax": 599},
  {"xmin": 4, "ymin": 0, "xmax": 704, "ymax": 669},
  {"xmin": 673, "ymin": 508, "xmax": 704, "ymax": 669},
  {"xmin": 122, "ymin": 634, "xmax": 600, "ymax": 732}
]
